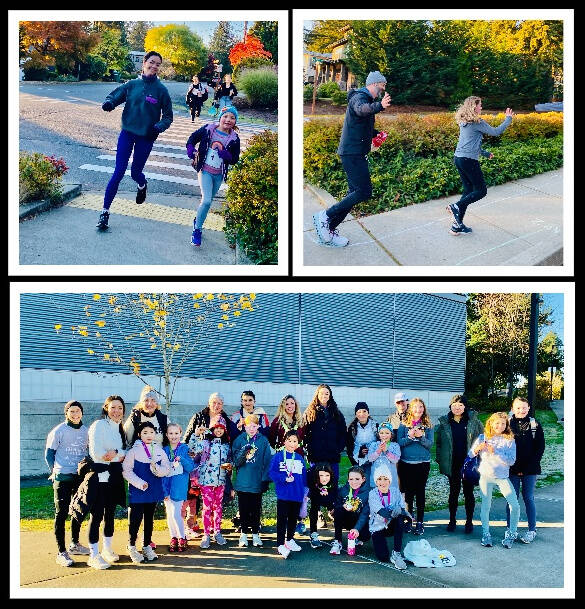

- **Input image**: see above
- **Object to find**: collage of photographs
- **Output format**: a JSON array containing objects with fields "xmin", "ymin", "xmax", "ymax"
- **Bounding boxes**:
[{"xmin": 10, "ymin": 9, "xmax": 574, "ymax": 600}]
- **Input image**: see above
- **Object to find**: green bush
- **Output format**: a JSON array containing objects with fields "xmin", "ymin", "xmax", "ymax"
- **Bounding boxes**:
[
  {"xmin": 233, "ymin": 57, "xmax": 273, "ymax": 83},
  {"xmin": 79, "ymin": 54, "xmax": 108, "ymax": 81},
  {"xmin": 303, "ymin": 84, "xmax": 314, "ymax": 102},
  {"xmin": 237, "ymin": 68, "xmax": 278, "ymax": 108},
  {"xmin": 224, "ymin": 131, "xmax": 278, "ymax": 264},
  {"xmin": 317, "ymin": 80, "xmax": 340, "ymax": 98},
  {"xmin": 331, "ymin": 88, "xmax": 348, "ymax": 105},
  {"xmin": 19, "ymin": 152, "xmax": 68, "ymax": 205},
  {"xmin": 55, "ymin": 74, "xmax": 78, "ymax": 82}
]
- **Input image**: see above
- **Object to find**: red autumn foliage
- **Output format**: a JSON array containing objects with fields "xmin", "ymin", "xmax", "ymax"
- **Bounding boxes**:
[{"xmin": 228, "ymin": 34, "xmax": 272, "ymax": 68}]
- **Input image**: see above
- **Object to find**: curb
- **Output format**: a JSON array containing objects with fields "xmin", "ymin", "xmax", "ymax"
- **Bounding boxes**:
[{"xmin": 19, "ymin": 183, "xmax": 82, "ymax": 220}]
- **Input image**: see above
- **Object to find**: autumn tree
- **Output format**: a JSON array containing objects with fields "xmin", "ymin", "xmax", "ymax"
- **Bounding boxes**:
[
  {"xmin": 249, "ymin": 21, "xmax": 278, "ymax": 64},
  {"xmin": 53, "ymin": 292, "xmax": 257, "ymax": 417},
  {"xmin": 229, "ymin": 34, "xmax": 271, "ymax": 68},
  {"xmin": 304, "ymin": 20, "xmax": 351, "ymax": 52}
]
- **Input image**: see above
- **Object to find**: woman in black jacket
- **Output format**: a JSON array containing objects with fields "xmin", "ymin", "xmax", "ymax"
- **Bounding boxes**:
[
  {"xmin": 507, "ymin": 397, "xmax": 545, "ymax": 544},
  {"xmin": 186, "ymin": 75, "xmax": 208, "ymax": 121}
]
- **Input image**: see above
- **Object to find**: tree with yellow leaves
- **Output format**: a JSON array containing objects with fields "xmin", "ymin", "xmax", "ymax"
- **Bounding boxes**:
[{"xmin": 53, "ymin": 292, "xmax": 257, "ymax": 416}]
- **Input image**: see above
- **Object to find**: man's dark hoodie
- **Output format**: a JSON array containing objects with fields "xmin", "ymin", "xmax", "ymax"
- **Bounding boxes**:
[{"xmin": 337, "ymin": 87, "xmax": 384, "ymax": 156}]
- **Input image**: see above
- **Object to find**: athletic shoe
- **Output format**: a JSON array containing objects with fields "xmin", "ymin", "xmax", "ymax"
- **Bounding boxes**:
[
  {"xmin": 356, "ymin": 540, "xmax": 364, "ymax": 547},
  {"xmin": 446, "ymin": 203, "xmax": 463, "ymax": 228},
  {"xmin": 186, "ymin": 528, "xmax": 201, "ymax": 540},
  {"xmin": 501, "ymin": 529, "xmax": 517, "ymax": 549},
  {"xmin": 295, "ymin": 521, "xmax": 307, "ymax": 535},
  {"xmin": 413, "ymin": 522, "xmax": 425, "ymax": 536},
  {"xmin": 446, "ymin": 520, "xmax": 456, "ymax": 532},
  {"xmin": 169, "ymin": 537, "xmax": 179, "ymax": 553},
  {"xmin": 520, "ymin": 530, "xmax": 537, "ymax": 544},
  {"xmin": 328, "ymin": 229, "xmax": 349, "ymax": 247},
  {"xmin": 464, "ymin": 521, "xmax": 474, "ymax": 535},
  {"xmin": 214, "ymin": 532, "xmax": 227, "ymax": 546},
  {"xmin": 310, "ymin": 532, "xmax": 322, "ymax": 549},
  {"xmin": 142, "ymin": 545, "xmax": 158, "ymax": 561},
  {"xmin": 252, "ymin": 533, "xmax": 263, "ymax": 547},
  {"xmin": 329, "ymin": 540, "xmax": 342, "ymax": 555},
  {"xmin": 312, "ymin": 210, "xmax": 333, "ymax": 244},
  {"xmin": 277, "ymin": 544, "xmax": 290, "ymax": 559},
  {"xmin": 238, "ymin": 533, "xmax": 248, "ymax": 547},
  {"xmin": 391, "ymin": 550, "xmax": 407, "ymax": 570},
  {"xmin": 149, "ymin": 541, "xmax": 157, "ymax": 549},
  {"xmin": 136, "ymin": 181, "xmax": 147, "ymax": 204},
  {"xmin": 200, "ymin": 534, "xmax": 211, "ymax": 549},
  {"xmin": 127, "ymin": 545, "xmax": 144, "ymax": 564},
  {"xmin": 481, "ymin": 532, "xmax": 493, "ymax": 547},
  {"xmin": 101, "ymin": 547, "xmax": 120, "ymax": 563},
  {"xmin": 178, "ymin": 538, "xmax": 188, "ymax": 552},
  {"xmin": 96, "ymin": 210, "xmax": 110, "ymax": 230},
  {"xmin": 285, "ymin": 538, "xmax": 302, "ymax": 552},
  {"xmin": 67, "ymin": 542, "xmax": 90, "ymax": 555},
  {"xmin": 87, "ymin": 554, "xmax": 110, "ymax": 570},
  {"xmin": 191, "ymin": 228, "xmax": 202, "ymax": 247},
  {"xmin": 55, "ymin": 551, "xmax": 74, "ymax": 567},
  {"xmin": 450, "ymin": 223, "xmax": 473, "ymax": 236}
]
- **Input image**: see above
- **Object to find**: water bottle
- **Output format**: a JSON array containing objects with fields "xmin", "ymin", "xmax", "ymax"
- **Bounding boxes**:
[{"xmin": 347, "ymin": 533, "xmax": 356, "ymax": 556}]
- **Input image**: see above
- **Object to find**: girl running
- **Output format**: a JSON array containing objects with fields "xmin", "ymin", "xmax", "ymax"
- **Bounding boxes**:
[
  {"xmin": 214, "ymin": 73, "xmax": 238, "ymax": 110},
  {"xmin": 97, "ymin": 51, "xmax": 173, "ymax": 230},
  {"xmin": 448, "ymin": 96, "xmax": 514, "ymax": 235},
  {"xmin": 186, "ymin": 75, "xmax": 208, "ymax": 121},
  {"xmin": 186, "ymin": 106, "xmax": 241, "ymax": 247}
]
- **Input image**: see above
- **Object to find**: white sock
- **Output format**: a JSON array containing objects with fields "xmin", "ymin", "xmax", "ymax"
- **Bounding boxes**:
[
  {"xmin": 103, "ymin": 536, "xmax": 113, "ymax": 550},
  {"xmin": 89, "ymin": 542, "xmax": 99, "ymax": 558},
  {"xmin": 138, "ymin": 183, "xmax": 146, "ymax": 189}
]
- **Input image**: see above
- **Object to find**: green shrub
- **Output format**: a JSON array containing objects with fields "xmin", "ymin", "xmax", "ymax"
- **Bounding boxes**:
[
  {"xmin": 237, "ymin": 68, "xmax": 278, "ymax": 108},
  {"xmin": 331, "ymin": 88, "xmax": 348, "ymax": 105},
  {"xmin": 467, "ymin": 395, "xmax": 513, "ymax": 414},
  {"xmin": 224, "ymin": 131, "xmax": 278, "ymax": 264},
  {"xmin": 303, "ymin": 84, "xmax": 314, "ymax": 102},
  {"xmin": 233, "ymin": 57, "xmax": 273, "ymax": 83},
  {"xmin": 78, "ymin": 54, "xmax": 108, "ymax": 81},
  {"xmin": 55, "ymin": 74, "xmax": 78, "ymax": 82},
  {"xmin": 22, "ymin": 65, "xmax": 50, "ymax": 81},
  {"xmin": 19, "ymin": 152, "xmax": 69, "ymax": 205},
  {"xmin": 317, "ymin": 80, "xmax": 340, "ymax": 98}
]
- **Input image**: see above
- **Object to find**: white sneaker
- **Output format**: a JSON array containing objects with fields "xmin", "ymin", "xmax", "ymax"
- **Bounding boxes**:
[
  {"xmin": 55, "ymin": 551, "xmax": 74, "ymax": 567},
  {"xmin": 277, "ymin": 544, "xmax": 291, "ymax": 559},
  {"xmin": 214, "ymin": 532, "xmax": 227, "ymax": 546},
  {"xmin": 238, "ymin": 533, "xmax": 249, "ymax": 547},
  {"xmin": 313, "ymin": 210, "xmax": 333, "ymax": 244},
  {"xmin": 67, "ymin": 542, "xmax": 90, "ymax": 555},
  {"xmin": 101, "ymin": 547, "xmax": 120, "ymax": 563},
  {"xmin": 328, "ymin": 229, "xmax": 349, "ymax": 247},
  {"xmin": 520, "ymin": 530, "xmax": 537, "ymax": 544},
  {"xmin": 186, "ymin": 529, "xmax": 199, "ymax": 540},
  {"xmin": 87, "ymin": 554, "xmax": 110, "ymax": 570},
  {"xmin": 127, "ymin": 545, "xmax": 144, "ymax": 564},
  {"xmin": 252, "ymin": 533, "xmax": 263, "ymax": 547},
  {"xmin": 391, "ymin": 550, "xmax": 407, "ymax": 570},
  {"xmin": 200, "ymin": 534, "xmax": 211, "ymax": 549},
  {"xmin": 142, "ymin": 545, "xmax": 158, "ymax": 561},
  {"xmin": 285, "ymin": 538, "xmax": 302, "ymax": 552},
  {"xmin": 329, "ymin": 540, "xmax": 342, "ymax": 555}
]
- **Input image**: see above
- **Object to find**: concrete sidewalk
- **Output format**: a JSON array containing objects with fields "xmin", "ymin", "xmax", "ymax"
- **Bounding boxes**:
[
  {"xmin": 18, "ymin": 482, "xmax": 565, "ymax": 592},
  {"xmin": 303, "ymin": 169, "xmax": 563, "ymax": 267}
]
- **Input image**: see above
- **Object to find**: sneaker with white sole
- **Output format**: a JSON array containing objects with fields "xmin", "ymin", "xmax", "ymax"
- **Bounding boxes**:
[
  {"xmin": 87, "ymin": 553, "xmax": 110, "ymax": 570},
  {"xmin": 186, "ymin": 528, "xmax": 201, "ymax": 540},
  {"xmin": 238, "ymin": 533, "xmax": 249, "ymax": 547},
  {"xmin": 312, "ymin": 210, "xmax": 333, "ymax": 244},
  {"xmin": 277, "ymin": 544, "xmax": 291, "ymax": 559},
  {"xmin": 142, "ymin": 545, "xmax": 158, "ymax": 561},
  {"xmin": 446, "ymin": 203, "xmax": 463, "ymax": 228},
  {"xmin": 252, "ymin": 533, "xmax": 263, "ymax": 547},
  {"xmin": 101, "ymin": 547, "xmax": 120, "ymax": 563},
  {"xmin": 481, "ymin": 532, "xmax": 493, "ymax": 547},
  {"xmin": 55, "ymin": 551, "xmax": 74, "ymax": 567},
  {"xmin": 310, "ymin": 532, "xmax": 322, "ymax": 548},
  {"xmin": 127, "ymin": 545, "xmax": 144, "ymax": 564},
  {"xmin": 329, "ymin": 540, "xmax": 342, "ymax": 555},
  {"xmin": 67, "ymin": 542, "xmax": 90, "ymax": 555},
  {"xmin": 501, "ymin": 529, "xmax": 517, "ymax": 549},
  {"xmin": 328, "ymin": 229, "xmax": 349, "ymax": 247},
  {"xmin": 214, "ymin": 532, "xmax": 227, "ymax": 546},
  {"xmin": 295, "ymin": 521, "xmax": 307, "ymax": 535},
  {"xmin": 391, "ymin": 550, "xmax": 407, "ymax": 570},
  {"xmin": 200, "ymin": 534, "xmax": 211, "ymax": 549},
  {"xmin": 520, "ymin": 530, "xmax": 537, "ymax": 544},
  {"xmin": 285, "ymin": 538, "xmax": 302, "ymax": 552}
]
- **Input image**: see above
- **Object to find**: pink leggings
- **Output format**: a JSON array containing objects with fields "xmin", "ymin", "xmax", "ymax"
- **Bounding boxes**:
[{"xmin": 201, "ymin": 485, "xmax": 225, "ymax": 534}]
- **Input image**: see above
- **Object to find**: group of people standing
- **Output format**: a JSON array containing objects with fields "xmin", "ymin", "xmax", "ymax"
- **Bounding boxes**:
[
  {"xmin": 45, "ymin": 384, "xmax": 545, "ymax": 572},
  {"xmin": 96, "ymin": 51, "xmax": 241, "ymax": 249}
]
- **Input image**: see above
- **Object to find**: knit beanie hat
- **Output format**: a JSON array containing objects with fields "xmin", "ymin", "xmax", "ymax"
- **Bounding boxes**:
[
  {"xmin": 374, "ymin": 464, "xmax": 392, "ymax": 481},
  {"xmin": 219, "ymin": 105, "xmax": 238, "ymax": 122},
  {"xmin": 379, "ymin": 421, "xmax": 393, "ymax": 433},
  {"xmin": 365, "ymin": 71, "xmax": 387, "ymax": 86},
  {"xmin": 355, "ymin": 401, "xmax": 369, "ymax": 414},
  {"xmin": 64, "ymin": 400, "xmax": 83, "ymax": 415}
]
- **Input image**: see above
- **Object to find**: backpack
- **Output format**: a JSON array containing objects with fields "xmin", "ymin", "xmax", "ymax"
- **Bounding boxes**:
[{"xmin": 461, "ymin": 434, "xmax": 482, "ymax": 486}]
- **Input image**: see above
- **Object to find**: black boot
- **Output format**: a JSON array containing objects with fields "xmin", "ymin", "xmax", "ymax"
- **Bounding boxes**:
[
  {"xmin": 136, "ymin": 181, "xmax": 147, "ymax": 205},
  {"xmin": 96, "ymin": 210, "xmax": 110, "ymax": 230}
]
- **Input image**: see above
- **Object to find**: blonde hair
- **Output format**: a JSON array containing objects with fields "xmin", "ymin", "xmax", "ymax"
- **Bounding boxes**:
[
  {"xmin": 244, "ymin": 414, "xmax": 259, "ymax": 426},
  {"xmin": 166, "ymin": 422, "xmax": 182, "ymax": 434},
  {"xmin": 404, "ymin": 397, "xmax": 432, "ymax": 428},
  {"xmin": 484, "ymin": 412, "xmax": 514, "ymax": 439},
  {"xmin": 455, "ymin": 96, "xmax": 482, "ymax": 124},
  {"xmin": 275, "ymin": 394, "xmax": 302, "ymax": 427},
  {"xmin": 135, "ymin": 385, "xmax": 160, "ymax": 412}
]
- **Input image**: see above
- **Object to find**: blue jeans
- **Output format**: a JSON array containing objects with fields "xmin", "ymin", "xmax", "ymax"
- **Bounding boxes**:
[
  {"xmin": 195, "ymin": 170, "xmax": 223, "ymax": 229},
  {"xmin": 453, "ymin": 156, "xmax": 487, "ymax": 220},
  {"xmin": 218, "ymin": 96, "xmax": 232, "ymax": 110},
  {"xmin": 104, "ymin": 130, "xmax": 154, "ymax": 210},
  {"xmin": 507, "ymin": 474, "xmax": 537, "ymax": 531},
  {"xmin": 479, "ymin": 475, "xmax": 520, "ymax": 535}
]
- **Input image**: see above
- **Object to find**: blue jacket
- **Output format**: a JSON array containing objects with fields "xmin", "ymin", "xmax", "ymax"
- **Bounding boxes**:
[
  {"xmin": 186, "ymin": 124, "xmax": 241, "ymax": 182},
  {"xmin": 269, "ymin": 449, "xmax": 307, "ymax": 502},
  {"xmin": 334, "ymin": 482, "xmax": 370, "ymax": 531},
  {"xmin": 397, "ymin": 423, "xmax": 434, "ymax": 462},
  {"xmin": 336, "ymin": 87, "xmax": 383, "ymax": 156},
  {"xmin": 232, "ymin": 432, "xmax": 272, "ymax": 493},
  {"xmin": 161, "ymin": 443, "xmax": 195, "ymax": 501},
  {"xmin": 366, "ymin": 487, "xmax": 406, "ymax": 533},
  {"xmin": 191, "ymin": 437, "xmax": 233, "ymax": 487}
]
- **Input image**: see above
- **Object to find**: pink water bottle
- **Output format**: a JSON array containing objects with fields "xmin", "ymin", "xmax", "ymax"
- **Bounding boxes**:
[{"xmin": 347, "ymin": 531, "xmax": 356, "ymax": 556}]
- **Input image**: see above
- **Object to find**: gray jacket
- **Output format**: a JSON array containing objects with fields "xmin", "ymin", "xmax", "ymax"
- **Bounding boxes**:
[
  {"xmin": 336, "ymin": 87, "xmax": 383, "ymax": 156},
  {"xmin": 454, "ymin": 116, "xmax": 513, "ymax": 160}
]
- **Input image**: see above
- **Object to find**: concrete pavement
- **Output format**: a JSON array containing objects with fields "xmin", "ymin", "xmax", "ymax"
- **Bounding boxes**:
[
  {"xmin": 303, "ymin": 169, "xmax": 563, "ymax": 267},
  {"xmin": 18, "ymin": 482, "xmax": 566, "ymax": 592}
]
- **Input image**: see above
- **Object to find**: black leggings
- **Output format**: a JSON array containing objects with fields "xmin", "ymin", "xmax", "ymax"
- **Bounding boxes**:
[
  {"xmin": 453, "ymin": 156, "xmax": 488, "ymax": 220},
  {"xmin": 237, "ymin": 491, "xmax": 262, "ymax": 534},
  {"xmin": 88, "ymin": 482, "xmax": 116, "ymax": 544},
  {"xmin": 128, "ymin": 502, "xmax": 157, "ymax": 546},
  {"xmin": 397, "ymin": 461, "xmax": 430, "ymax": 523},
  {"xmin": 371, "ymin": 518, "xmax": 404, "ymax": 562},
  {"xmin": 276, "ymin": 499, "xmax": 301, "ymax": 546},
  {"xmin": 190, "ymin": 102, "xmax": 203, "ymax": 120},
  {"xmin": 448, "ymin": 459, "xmax": 476, "ymax": 522},
  {"xmin": 334, "ymin": 509, "xmax": 370, "ymax": 543},
  {"xmin": 53, "ymin": 478, "xmax": 82, "ymax": 553},
  {"xmin": 309, "ymin": 499, "xmax": 334, "ymax": 533}
]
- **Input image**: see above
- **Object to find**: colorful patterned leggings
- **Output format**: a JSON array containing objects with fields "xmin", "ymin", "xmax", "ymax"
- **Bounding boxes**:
[{"xmin": 201, "ymin": 485, "xmax": 225, "ymax": 534}]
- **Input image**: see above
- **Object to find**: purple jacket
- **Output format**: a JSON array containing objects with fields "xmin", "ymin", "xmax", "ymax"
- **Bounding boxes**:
[{"xmin": 186, "ymin": 123, "xmax": 240, "ymax": 181}]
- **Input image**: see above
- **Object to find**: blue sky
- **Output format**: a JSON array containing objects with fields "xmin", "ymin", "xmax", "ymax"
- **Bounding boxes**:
[
  {"xmin": 541, "ymin": 293, "xmax": 564, "ymax": 343},
  {"xmin": 153, "ymin": 21, "xmax": 251, "ymax": 46}
]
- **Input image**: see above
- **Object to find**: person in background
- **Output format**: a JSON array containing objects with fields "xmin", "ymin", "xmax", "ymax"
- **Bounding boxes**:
[
  {"xmin": 186, "ymin": 74, "xmax": 208, "ymax": 121},
  {"xmin": 123, "ymin": 385, "xmax": 168, "ymax": 448},
  {"xmin": 231, "ymin": 390, "xmax": 270, "ymax": 438},
  {"xmin": 214, "ymin": 73, "xmax": 238, "ymax": 110},
  {"xmin": 346, "ymin": 401, "xmax": 378, "ymax": 469}
]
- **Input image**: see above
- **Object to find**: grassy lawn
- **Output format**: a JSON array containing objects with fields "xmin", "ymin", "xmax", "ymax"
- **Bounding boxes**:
[{"xmin": 20, "ymin": 409, "xmax": 562, "ymax": 530}]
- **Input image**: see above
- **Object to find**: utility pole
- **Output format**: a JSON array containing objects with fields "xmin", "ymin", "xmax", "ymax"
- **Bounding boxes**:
[
  {"xmin": 526, "ymin": 293, "xmax": 539, "ymax": 416},
  {"xmin": 243, "ymin": 21, "xmax": 248, "ymax": 43}
]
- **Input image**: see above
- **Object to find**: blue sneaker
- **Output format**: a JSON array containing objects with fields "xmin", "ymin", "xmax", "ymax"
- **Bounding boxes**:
[
  {"xmin": 96, "ymin": 210, "xmax": 110, "ymax": 230},
  {"xmin": 191, "ymin": 228, "xmax": 202, "ymax": 246},
  {"xmin": 450, "ymin": 223, "xmax": 472, "ymax": 236},
  {"xmin": 295, "ymin": 521, "xmax": 307, "ymax": 535},
  {"xmin": 446, "ymin": 203, "xmax": 463, "ymax": 228}
]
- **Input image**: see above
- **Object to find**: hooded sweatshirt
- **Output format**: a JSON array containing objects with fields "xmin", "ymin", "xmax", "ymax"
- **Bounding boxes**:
[
  {"xmin": 469, "ymin": 434, "xmax": 516, "ymax": 480},
  {"xmin": 122, "ymin": 440, "xmax": 171, "ymax": 503},
  {"xmin": 336, "ymin": 87, "xmax": 383, "ymax": 156},
  {"xmin": 454, "ymin": 116, "xmax": 513, "ymax": 160}
]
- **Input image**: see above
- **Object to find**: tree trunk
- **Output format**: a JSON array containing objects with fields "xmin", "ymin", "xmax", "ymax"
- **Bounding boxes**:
[{"xmin": 550, "ymin": 367, "xmax": 554, "ymax": 402}]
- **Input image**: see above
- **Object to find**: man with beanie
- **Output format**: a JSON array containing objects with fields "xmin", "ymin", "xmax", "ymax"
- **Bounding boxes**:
[{"xmin": 312, "ymin": 70, "xmax": 391, "ymax": 247}]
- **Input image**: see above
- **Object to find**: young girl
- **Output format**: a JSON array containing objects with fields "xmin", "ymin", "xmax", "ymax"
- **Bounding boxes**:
[
  {"xmin": 190, "ymin": 418, "xmax": 233, "ymax": 549},
  {"xmin": 330, "ymin": 466, "xmax": 371, "ymax": 555},
  {"xmin": 307, "ymin": 462, "xmax": 337, "ymax": 549},
  {"xmin": 45, "ymin": 400, "xmax": 89, "ymax": 567},
  {"xmin": 97, "ymin": 51, "xmax": 173, "ymax": 230},
  {"xmin": 346, "ymin": 402, "xmax": 378, "ymax": 468},
  {"xmin": 124, "ymin": 385, "xmax": 168, "ymax": 447},
  {"xmin": 448, "ymin": 96, "xmax": 514, "ymax": 235},
  {"xmin": 231, "ymin": 390, "xmax": 270, "ymax": 438},
  {"xmin": 232, "ymin": 414, "xmax": 272, "ymax": 548},
  {"xmin": 186, "ymin": 75, "xmax": 208, "ymax": 121},
  {"xmin": 214, "ymin": 73, "xmax": 238, "ymax": 110},
  {"xmin": 469, "ymin": 412, "xmax": 520, "ymax": 549},
  {"xmin": 162, "ymin": 423, "xmax": 195, "ymax": 553},
  {"xmin": 186, "ymin": 106, "xmax": 241, "ymax": 247},
  {"xmin": 269, "ymin": 430, "xmax": 307, "ymax": 559},
  {"xmin": 396, "ymin": 397, "xmax": 434, "ymax": 535},
  {"xmin": 122, "ymin": 421, "xmax": 171, "ymax": 563},
  {"xmin": 367, "ymin": 421, "xmax": 401, "ymax": 491},
  {"xmin": 508, "ymin": 398, "xmax": 545, "ymax": 544}
]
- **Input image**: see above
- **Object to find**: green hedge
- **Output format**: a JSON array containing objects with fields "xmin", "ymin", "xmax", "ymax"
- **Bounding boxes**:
[
  {"xmin": 317, "ymin": 81, "xmax": 340, "ymax": 98},
  {"xmin": 237, "ymin": 68, "xmax": 278, "ymax": 108}
]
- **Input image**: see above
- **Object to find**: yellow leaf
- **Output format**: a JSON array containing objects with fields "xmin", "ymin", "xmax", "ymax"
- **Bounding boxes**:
[
  {"xmin": 217, "ymin": 323, "xmax": 224, "ymax": 329},
  {"xmin": 222, "ymin": 314, "xmax": 229, "ymax": 320},
  {"xmin": 206, "ymin": 294, "xmax": 214, "ymax": 301},
  {"xmin": 193, "ymin": 303, "xmax": 200, "ymax": 309},
  {"xmin": 158, "ymin": 321, "xmax": 166, "ymax": 328},
  {"xmin": 103, "ymin": 353, "xmax": 110, "ymax": 360},
  {"xmin": 79, "ymin": 330, "xmax": 88, "ymax": 337},
  {"xmin": 151, "ymin": 343, "xmax": 157, "ymax": 349},
  {"xmin": 193, "ymin": 293, "xmax": 203, "ymax": 299},
  {"xmin": 234, "ymin": 311, "xmax": 241, "ymax": 317},
  {"xmin": 87, "ymin": 349, "xmax": 94, "ymax": 355},
  {"xmin": 173, "ymin": 344, "xmax": 180, "ymax": 351},
  {"xmin": 220, "ymin": 303, "xmax": 229, "ymax": 311},
  {"xmin": 95, "ymin": 332, "xmax": 101, "ymax": 338},
  {"xmin": 250, "ymin": 293, "xmax": 256, "ymax": 300},
  {"xmin": 95, "ymin": 320, "xmax": 106, "ymax": 328},
  {"xmin": 93, "ymin": 294, "xmax": 101, "ymax": 300},
  {"xmin": 54, "ymin": 324, "xmax": 62, "ymax": 332},
  {"xmin": 108, "ymin": 296, "xmax": 117, "ymax": 305}
]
